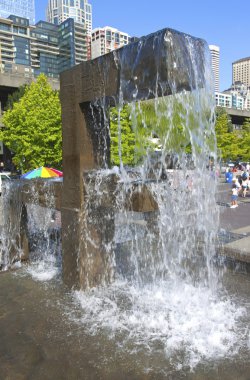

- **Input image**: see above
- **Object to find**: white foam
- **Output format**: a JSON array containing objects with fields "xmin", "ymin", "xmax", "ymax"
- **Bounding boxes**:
[
  {"xmin": 25, "ymin": 255, "xmax": 59, "ymax": 281},
  {"xmin": 72, "ymin": 279, "xmax": 248, "ymax": 369}
]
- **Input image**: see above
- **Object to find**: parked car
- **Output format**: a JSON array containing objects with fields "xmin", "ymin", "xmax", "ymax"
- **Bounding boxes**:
[{"xmin": 0, "ymin": 172, "xmax": 11, "ymax": 195}]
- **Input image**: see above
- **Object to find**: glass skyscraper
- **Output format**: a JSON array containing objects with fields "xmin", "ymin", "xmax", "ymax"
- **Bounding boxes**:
[{"xmin": 0, "ymin": 0, "xmax": 35, "ymax": 25}]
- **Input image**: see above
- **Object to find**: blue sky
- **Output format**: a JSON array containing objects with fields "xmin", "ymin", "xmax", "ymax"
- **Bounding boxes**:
[{"xmin": 35, "ymin": 0, "xmax": 250, "ymax": 91}]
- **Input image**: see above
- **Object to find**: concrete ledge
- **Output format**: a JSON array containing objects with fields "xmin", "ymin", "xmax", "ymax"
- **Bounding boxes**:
[
  {"xmin": 231, "ymin": 226, "xmax": 250, "ymax": 235},
  {"xmin": 219, "ymin": 235, "xmax": 250, "ymax": 264}
]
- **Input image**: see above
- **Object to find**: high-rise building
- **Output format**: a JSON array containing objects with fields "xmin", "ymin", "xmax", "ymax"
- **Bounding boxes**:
[
  {"xmin": 232, "ymin": 57, "xmax": 250, "ymax": 87},
  {"xmin": 30, "ymin": 20, "xmax": 59, "ymax": 78},
  {"xmin": 58, "ymin": 18, "xmax": 90, "ymax": 71},
  {"xmin": 91, "ymin": 26, "xmax": 130, "ymax": 59},
  {"xmin": 46, "ymin": 0, "xmax": 92, "ymax": 35},
  {"xmin": 0, "ymin": 14, "xmax": 90, "ymax": 79},
  {"xmin": 46, "ymin": 0, "xmax": 92, "ymax": 60},
  {"xmin": 209, "ymin": 45, "xmax": 220, "ymax": 92},
  {"xmin": 0, "ymin": 15, "xmax": 31, "ymax": 70},
  {"xmin": 0, "ymin": 0, "xmax": 35, "ymax": 25}
]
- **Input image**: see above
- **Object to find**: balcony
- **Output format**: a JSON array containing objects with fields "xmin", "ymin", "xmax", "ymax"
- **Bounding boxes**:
[
  {"xmin": 1, "ymin": 51, "xmax": 14, "ymax": 58},
  {"xmin": 0, "ymin": 33, "xmax": 13, "ymax": 41},
  {"xmin": 1, "ymin": 40, "xmax": 14, "ymax": 47}
]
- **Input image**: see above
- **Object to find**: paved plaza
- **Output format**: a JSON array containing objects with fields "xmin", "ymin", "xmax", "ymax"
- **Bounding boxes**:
[
  {"xmin": 0, "ymin": 177, "xmax": 250, "ymax": 266},
  {"xmin": 217, "ymin": 179, "xmax": 250, "ymax": 264}
]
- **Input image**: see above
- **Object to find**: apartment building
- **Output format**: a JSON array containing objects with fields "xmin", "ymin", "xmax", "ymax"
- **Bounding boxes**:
[
  {"xmin": 0, "ymin": 0, "xmax": 35, "ymax": 25},
  {"xmin": 58, "ymin": 18, "xmax": 90, "ymax": 72},
  {"xmin": 0, "ymin": 14, "xmax": 90, "ymax": 78},
  {"xmin": 46, "ymin": 0, "xmax": 92, "ymax": 61},
  {"xmin": 91, "ymin": 26, "xmax": 130, "ymax": 59},
  {"xmin": 30, "ymin": 21, "xmax": 59, "ymax": 78},
  {"xmin": 232, "ymin": 57, "xmax": 250, "ymax": 88},
  {"xmin": 209, "ymin": 45, "xmax": 220, "ymax": 92},
  {"xmin": 224, "ymin": 81, "xmax": 250, "ymax": 110},
  {"xmin": 0, "ymin": 15, "xmax": 59, "ymax": 77},
  {"xmin": 0, "ymin": 15, "xmax": 31, "ymax": 70},
  {"xmin": 215, "ymin": 92, "xmax": 244, "ymax": 110},
  {"xmin": 46, "ymin": 0, "xmax": 92, "ymax": 36}
]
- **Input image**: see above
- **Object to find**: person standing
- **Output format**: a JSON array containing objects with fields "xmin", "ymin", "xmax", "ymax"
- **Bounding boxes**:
[
  {"xmin": 241, "ymin": 177, "xmax": 249, "ymax": 198},
  {"xmin": 230, "ymin": 183, "xmax": 239, "ymax": 208},
  {"xmin": 232, "ymin": 177, "xmax": 241, "ymax": 191}
]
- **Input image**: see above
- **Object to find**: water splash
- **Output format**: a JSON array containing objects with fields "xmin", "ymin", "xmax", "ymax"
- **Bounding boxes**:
[
  {"xmin": 1, "ymin": 28, "xmax": 249, "ymax": 373},
  {"xmin": 0, "ymin": 179, "xmax": 61, "ymax": 278},
  {"xmin": 72, "ymin": 280, "xmax": 248, "ymax": 371},
  {"xmin": 71, "ymin": 30, "xmax": 249, "ymax": 370},
  {"xmin": 79, "ymin": 31, "xmax": 218, "ymax": 289}
]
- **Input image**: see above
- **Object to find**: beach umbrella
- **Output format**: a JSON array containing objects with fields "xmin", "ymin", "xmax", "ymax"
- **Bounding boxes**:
[{"xmin": 21, "ymin": 166, "xmax": 63, "ymax": 179}]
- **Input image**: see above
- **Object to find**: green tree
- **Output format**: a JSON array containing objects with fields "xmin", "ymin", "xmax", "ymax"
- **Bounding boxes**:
[
  {"xmin": 110, "ymin": 105, "xmax": 136, "ymax": 166},
  {"xmin": 133, "ymin": 96, "xmax": 192, "ymax": 154},
  {"xmin": 0, "ymin": 74, "xmax": 62, "ymax": 172},
  {"xmin": 4, "ymin": 84, "xmax": 27, "ymax": 111},
  {"xmin": 110, "ymin": 103, "xmax": 157, "ymax": 166},
  {"xmin": 215, "ymin": 107, "xmax": 237, "ymax": 160},
  {"xmin": 109, "ymin": 92, "xmax": 215, "ymax": 167},
  {"xmin": 237, "ymin": 117, "xmax": 250, "ymax": 161}
]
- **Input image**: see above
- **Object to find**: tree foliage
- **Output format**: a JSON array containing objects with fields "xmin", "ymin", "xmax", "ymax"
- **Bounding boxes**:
[
  {"xmin": 109, "ymin": 93, "xmax": 214, "ymax": 167},
  {"xmin": 5, "ymin": 84, "xmax": 27, "ymax": 111},
  {"xmin": 215, "ymin": 107, "xmax": 235, "ymax": 160},
  {"xmin": 110, "ymin": 102, "xmax": 160, "ymax": 166},
  {"xmin": 215, "ymin": 107, "xmax": 250, "ymax": 162},
  {"xmin": 239, "ymin": 118, "xmax": 250, "ymax": 161},
  {"xmin": 110, "ymin": 105, "xmax": 136, "ymax": 166},
  {"xmin": 0, "ymin": 74, "xmax": 62, "ymax": 172}
]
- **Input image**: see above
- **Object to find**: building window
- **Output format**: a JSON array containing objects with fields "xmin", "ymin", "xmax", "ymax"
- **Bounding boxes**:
[{"xmin": 0, "ymin": 23, "xmax": 11, "ymax": 31}]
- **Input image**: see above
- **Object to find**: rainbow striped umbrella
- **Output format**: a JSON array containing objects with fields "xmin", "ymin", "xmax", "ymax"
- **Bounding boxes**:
[{"xmin": 21, "ymin": 166, "xmax": 63, "ymax": 179}]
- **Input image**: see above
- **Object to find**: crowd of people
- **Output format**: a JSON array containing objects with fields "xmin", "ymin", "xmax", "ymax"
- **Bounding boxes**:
[{"xmin": 229, "ymin": 164, "xmax": 250, "ymax": 208}]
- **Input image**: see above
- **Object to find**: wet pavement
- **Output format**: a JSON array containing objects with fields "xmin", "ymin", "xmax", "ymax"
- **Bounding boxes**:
[
  {"xmin": 217, "ymin": 179, "xmax": 250, "ymax": 265},
  {"xmin": 0, "ymin": 178, "xmax": 250, "ymax": 379},
  {"xmin": 1, "ymin": 261, "xmax": 250, "ymax": 379}
]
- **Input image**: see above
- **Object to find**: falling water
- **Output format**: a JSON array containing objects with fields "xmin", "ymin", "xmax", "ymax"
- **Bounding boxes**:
[
  {"xmin": 78, "ymin": 31, "xmax": 218, "ymax": 289},
  {"xmin": 0, "ymin": 29, "xmax": 249, "ymax": 376},
  {"xmin": 0, "ymin": 179, "xmax": 61, "ymax": 279},
  {"xmin": 73, "ymin": 30, "xmax": 249, "ymax": 370}
]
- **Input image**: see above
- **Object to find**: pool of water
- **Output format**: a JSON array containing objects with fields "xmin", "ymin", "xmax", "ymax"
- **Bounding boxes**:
[{"xmin": 0, "ymin": 263, "xmax": 249, "ymax": 380}]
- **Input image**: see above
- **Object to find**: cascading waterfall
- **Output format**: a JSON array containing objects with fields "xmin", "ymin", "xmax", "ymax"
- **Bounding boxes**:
[
  {"xmin": 0, "ymin": 180, "xmax": 23, "ymax": 270},
  {"xmin": 0, "ymin": 179, "xmax": 61, "ymax": 280},
  {"xmin": 73, "ymin": 33, "xmax": 249, "ymax": 369},
  {"xmin": 0, "ymin": 29, "xmax": 249, "ymax": 375},
  {"xmin": 78, "ymin": 34, "xmax": 218, "ymax": 289}
]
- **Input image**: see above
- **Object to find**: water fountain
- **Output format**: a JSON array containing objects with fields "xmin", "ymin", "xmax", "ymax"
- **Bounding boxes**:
[
  {"xmin": 0, "ymin": 27, "xmax": 249, "ymax": 378},
  {"xmin": 60, "ymin": 27, "xmax": 217, "ymax": 289}
]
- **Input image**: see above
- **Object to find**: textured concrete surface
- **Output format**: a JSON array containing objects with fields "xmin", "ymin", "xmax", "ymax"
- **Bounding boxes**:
[{"xmin": 218, "ymin": 178, "xmax": 250, "ymax": 264}]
